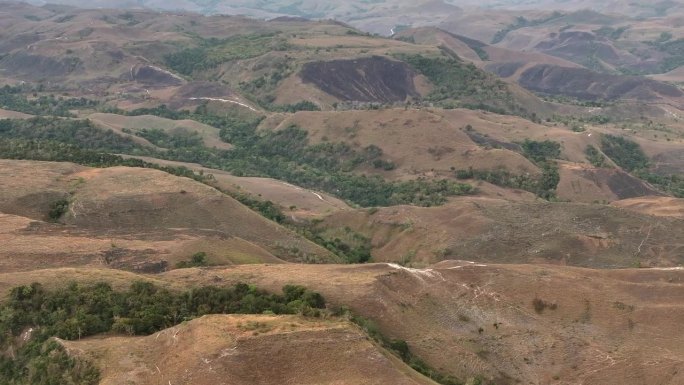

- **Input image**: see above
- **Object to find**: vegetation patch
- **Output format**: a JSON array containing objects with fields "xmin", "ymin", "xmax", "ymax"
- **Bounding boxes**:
[
  {"xmin": 349, "ymin": 314, "xmax": 466, "ymax": 385},
  {"xmin": 175, "ymin": 251, "xmax": 209, "ymax": 268},
  {"xmin": 121, "ymin": 107, "xmax": 474, "ymax": 207},
  {"xmin": 0, "ymin": 281, "xmax": 325, "ymax": 385},
  {"xmin": 635, "ymin": 171, "xmax": 684, "ymax": 198},
  {"xmin": 600, "ymin": 134, "xmax": 649, "ymax": 172},
  {"xmin": 135, "ymin": 127, "xmax": 204, "ymax": 149},
  {"xmin": 520, "ymin": 139, "xmax": 561, "ymax": 163},
  {"xmin": 298, "ymin": 226, "xmax": 372, "ymax": 264},
  {"xmin": 597, "ymin": 134, "xmax": 682, "ymax": 197},
  {"xmin": 399, "ymin": 54, "xmax": 525, "ymax": 116},
  {"xmin": 48, "ymin": 198, "xmax": 70, "ymax": 222},
  {"xmin": 0, "ymin": 117, "xmax": 141, "ymax": 153},
  {"xmin": 0, "ymin": 85, "xmax": 97, "ymax": 117},
  {"xmin": 455, "ymin": 166, "xmax": 559, "ymax": 200},
  {"xmin": 532, "ymin": 297, "xmax": 558, "ymax": 314},
  {"xmin": 491, "ymin": 13, "xmax": 564, "ymax": 44},
  {"xmin": 585, "ymin": 145, "xmax": 609, "ymax": 168},
  {"xmin": 0, "ymin": 138, "xmax": 213, "ymax": 184},
  {"xmin": 164, "ymin": 33, "xmax": 289, "ymax": 76}
]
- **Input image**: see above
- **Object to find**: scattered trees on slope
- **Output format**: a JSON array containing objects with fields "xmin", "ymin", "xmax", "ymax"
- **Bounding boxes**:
[
  {"xmin": 0, "ymin": 281, "xmax": 325, "ymax": 385},
  {"xmin": 600, "ymin": 134, "xmax": 649, "ymax": 172}
]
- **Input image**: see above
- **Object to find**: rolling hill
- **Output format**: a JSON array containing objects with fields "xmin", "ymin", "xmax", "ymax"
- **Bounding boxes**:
[{"xmin": 0, "ymin": 3, "xmax": 682, "ymax": 385}]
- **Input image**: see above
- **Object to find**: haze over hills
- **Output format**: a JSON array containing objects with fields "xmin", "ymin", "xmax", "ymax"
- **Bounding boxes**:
[{"xmin": 0, "ymin": 1, "xmax": 682, "ymax": 385}]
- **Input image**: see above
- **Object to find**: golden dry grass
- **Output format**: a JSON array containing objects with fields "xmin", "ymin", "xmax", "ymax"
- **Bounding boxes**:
[
  {"xmin": 612, "ymin": 196, "xmax": 684, "ymax": 217},
  {"xmin": 0, "ymin": 160, "xmax": 335, "ymax": 264},
  {"xmin": 63, "ymin": 314, "xmax": 435, "ymax": 385},
  {"xmin": 4, "ymin": 261, "xmax": 683, "ymax": 385}
]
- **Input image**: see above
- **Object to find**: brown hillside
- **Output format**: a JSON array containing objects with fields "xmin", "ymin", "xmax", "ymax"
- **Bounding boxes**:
[
  {"xmin": 165, "ymin": 262, "xmax": 684, "ymax": 385},
  {"xmin": 0, "ymin": 211, "xmax": 283, "ymax": 273},
  {"xmin": 316, "ymin": 197, "xmax": 684, "ymax": 268},
  {"xmin": 274, "ymin": 108, "xmax": 540, "ymax": 180},
  {"xmin": 0, "ymin": 159, "xmax": 336, "ymax": 263},
  {"xmin": 118, "ymin": 155, "xmax": 353, "ymax": 218},
  {"xmin": 612, "ymin": 196, "xmax": 684, "ymax": 218},
  {"xmin": 557, "ymin": 162, "xmax": 663, "ymax": 203},
  {"xmin": 4, "ymin": 262, "xmax": 683, "ymax": 385},
  {"xmin": 88, "ymin": 112, "xmax": 232, "ymax": 150},
  {"xmin": 63, "ymin": 314, "xmax": 434, "ymax": 385}
]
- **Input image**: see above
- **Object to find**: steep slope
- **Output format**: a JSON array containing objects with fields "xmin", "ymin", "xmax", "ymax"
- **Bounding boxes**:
[
  {"xmin": 315, "ymin": 197, "xmax": 684, "ymax": 268},
  {"xmin": 166, "ymin": 262, "xmax": 684, "ymax": 385},
  {"xmin": 611, "ymin": 196, "xmax": 684, "ymax": 217},
  {"xmin": 300, "ymin": 56, "xmax": 420, "ymax": 103},
  {"xmin": 271, "ymin": 108, "xmax": 540, "ymax": 180},
  {"xmin": 118, "ymin": 155, "xmax": 353, "ymax": 218},
  {"xmin": 0, "ymin": 211, "xmax": 284, "ymax": 273},
  {"xmin": 4, "ymin": 262, "xmax": 683, "ymax": 385},
  {"xmin": 88, "ymin": 113, "xmax": 232, "ymax": 150},
  {"xmin": 517, "ymin": 64, "xmax": 684, "ymax": 105},
  {"xmin": 0, "ymin": 159, "xmax": 336, "ymax": 264},
  {"xmin": 63, "ymin": 314, "xmax": 434, "ymax": 385}
]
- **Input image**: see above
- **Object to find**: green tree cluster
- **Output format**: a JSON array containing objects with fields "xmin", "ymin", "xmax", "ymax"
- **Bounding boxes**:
[
  {"xmin": 520, "ymin": 139, "xmax": 561, "ymax": 163},
  {"xmin": 0, "ymin": 117, "xmax": 139, "ymax": 153},
  {"xmin": 0, "ymin": 85, "xmax": 97, "ymax": 117},
  {"xmin": 399, "ymin": 54, "xmax": 526, "ymax": 117},
  {"xmin": 456, "ymin": 165, "xmax": 558, "ymax": 200},
  {"xmin": 164, "ymin": 33, "xmax": 287, "ymax": 76},
  {"xmin": 0, "ymin": 107, "xmax": 473, "ymax": 209},
  {"xmin": 585, "ymin": 145, "xmax": 608, "ymax": 168},
  {"xmin": 0, "ymin": 281, "xmax": 325, "ymax": 384},
  {"xmin": 600, "ymin": 134, "xmax": 649, "ymax": 172},
  {"xmin": 350, "ymin": 314, "xmax": 463, "ymax": 385}
]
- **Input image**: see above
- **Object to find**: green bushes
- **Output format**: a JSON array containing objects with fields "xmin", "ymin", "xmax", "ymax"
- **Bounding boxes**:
[
  {"xmin": 455, "ymin": 166, "xmax": 558, "ymax": 200},
  {"xmin": 520, "ymin": 139, "xmax": 561, "ymax": 163},
  {"xmin": 298, "ymin": 226, "xmax": 373, "ymax": 264},
  {"xmin": 458, "ymin": 139, "xmax": 560, "ymax": 199},
  {"xmin": 350, "ymin": 314, "xmax": 463, "ymax": 385},
  {"xmin": 0, "ymin": 138, "xmax": 212, "ymax": 184},
  {"xmin": 0, "ymin": 85, "xmax": 97, "ymax": 117},
  {"xmin": 0, "ymin": 281, "xmax": 325, "ymax": 384},
  {"xmin": 48, "ymin": 199, "xmax": 69, "ymax": 222},
  {"xmin": 594, "ymin": 135, "xmax": 682, "ymax": 197},
  {"xmin": 585, "ymin": 145, "xmax": 608, "ymax": 168},
  {"xmin": 126, "ymin": 110, "xmax": 474, "ymax": 207},
  {"xmin": 600, "ymin": 134, "xmax": 649, "ymax": 172},
  {"xmin": 0, "ymin": 108, "xmax": 473, "ymax": 209},
  {"xmin": 175, "ymin": 252, "xmax": 209, "ymax": 268},
  {"xmin": 271, "ymin": 100, "xmax": 321, "ymax": 113},
  {"xmin": 1, "ymin": 340, "xmax": 100, "ymax": 385},
  {"xmin": 399, "ymin": 54, "xmax": 524, "ymax": 116},
  {"xmin": 0, "ymin": 117, "xmax": 141, "ymax": 153},
  {"xmin": 635, "ymin": 171, "xmax": 684, "ymax": 198},
  {"xmin": 229, "ymin": 192, "xmax": 286, "ymax": 223},
  {"xmin": 136, "ymin": 128, "xmax": 203, "ymax": 148},
  {"xmin": 164, "ymin": 33, "xmax": 287, "ymax": 76},
  {"xmin": 491, "ymin": 13, "xmax": 564, "ymax": 44}
]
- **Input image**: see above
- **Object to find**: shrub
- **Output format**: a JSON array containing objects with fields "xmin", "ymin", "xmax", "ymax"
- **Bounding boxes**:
[
  {"xmin": 585, "ymin": 145, "xmax": 608, "ymax": 168},
  {"xmin": 532, "ymin": 297, "xmax": 558, "ymax": 314},
  {"xmin": 175, "ymin": 252, "xmax": 208, "ymax": 268},
  {"xmin": 48, "ymin": 199, "xmax": 69, "ymax": 221}
]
